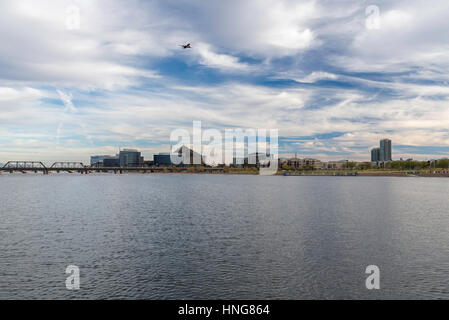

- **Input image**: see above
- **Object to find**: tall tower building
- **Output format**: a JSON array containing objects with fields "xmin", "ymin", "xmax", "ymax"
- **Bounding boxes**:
[
  {"xmin": 371, "ymin": 148, "xmax": 380, "ymax": 162},
  {"xmin": 379, "ymin": 139, "xmax": 392, "ymax": 161}
]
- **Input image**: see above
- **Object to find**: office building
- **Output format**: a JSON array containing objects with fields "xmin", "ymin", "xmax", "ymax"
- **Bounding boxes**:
[
  {"xmin": 154, "ymin": 153, "xmax": 173, "ymax": 166},
  {"xmin": 91, "ymin": 155, "xmax": 120, "ymax": 167},
  {"xmin": 371, "ymin": 148, "xmax": 380, "ymax": 162},
  {"xmin": 281, "ymin": 157, "xmax": 323, "ymax": 169},
  {"xmin": 91, "ymin": 155, "xmax": 107, "ymax": 166},
  {"xmin": 119, "ymin": 149, "xmax": 144, "ymax": 167},
  {"xmin": 380, "ymin": 139, "xmax": 392, "ymax": 161},
  {"xmin": 324, "ymin": 160, "xmax": 350, "ymax": 170},
  {"xmin": 370, "ymin": 139, "xmax": 392, "ymax": 162},
  {"xmin": 103, "ymin": 156, "xmax": 120, "ymax": 167},
  {"xmin": 174, "ymin": 146, "xmax": 204, "ymax": 165}
]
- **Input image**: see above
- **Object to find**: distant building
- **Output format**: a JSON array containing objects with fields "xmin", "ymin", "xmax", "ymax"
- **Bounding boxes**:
[
  {"xmin": 283, "ymin": 157, "xmax": 302, "ymax": 169},
  {"xmin": 152, "ymin": 147, "xmax": 205, "ymax": 166},
  {"xmin": 144, "ymin": 160, "xmax": 154, "ymax": 167},
  {"xmin": 324, "ymin": 160, "xmax": 349, "ymax": 170},
  {"xmin": 91, "ymin": 155, "xmax": 120, "ymax": 167},
  {"xmin": 281, "ymin": 157, "xmax": 322, "ymax": 169},
  {"xmin": 119, "ymin": 149, "xmax": 143, "ymax": 167},
  {"xmin": 103, "ymin": 156, "xmax": 120, "ymax": 167},
  {"xmin": 247, "ymin": 153, "xmax": 272, "ymax": 166},
  {"xmin": 174, "ymin": 146, "xmax": 205, "ymax": 165},
  {"xmin": 371, "ymin": 148, "xmax": 380, "ymax": 162},
  {"xmin": 370, "ymin": 139, "xmax": 392, "ymax": 162},
  {"xmin": 380, "ymin": 139, "xmax": 392, "ymax": 161},
  {"xmin": 303, "ymin": 158, "xmax": 322, "ymax": 169},
  {"xmin": 91, "ymin": 149, "xmax": 144, "ymax": 167},
  {"xmin": 154, "ymin": 153, "xmax": 173, "ymax": 166},
  {"xmin": 91, "ymin": 155, "xmax": 107, "ymax": 166}
]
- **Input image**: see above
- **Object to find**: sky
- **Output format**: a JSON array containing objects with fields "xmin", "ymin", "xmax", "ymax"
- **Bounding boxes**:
[{"xmin": 1, "ymin": 0, "xmax": 449, "ymax": 164}]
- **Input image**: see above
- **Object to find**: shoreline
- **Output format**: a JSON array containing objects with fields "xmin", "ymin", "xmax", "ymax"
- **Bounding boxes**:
[{"xmin": 1, "ymin": 170, "xmax": 449, "ymax": 177}]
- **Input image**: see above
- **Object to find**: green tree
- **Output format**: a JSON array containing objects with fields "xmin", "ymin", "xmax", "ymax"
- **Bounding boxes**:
[
  {"xmin": 437, "ymin": 158, "xmax": 449, "ymax": 168},
  {"xmin": 357, "ymin": 162, "xmax": 372, "ymax": 170},
  {"xmin": 391, "ymin": 161, "xmax": 402, "ymax": 170},
  {"xmin": 344, "ymin": 162, "xmax": 356, "ymax": 169}
]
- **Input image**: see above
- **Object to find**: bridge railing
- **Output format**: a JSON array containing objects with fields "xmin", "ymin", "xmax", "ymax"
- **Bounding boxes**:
[
  {"xmin": 2, "ymin": 161, "xmax": 47, "ymax": 170},
  {"xmin": 50, "ymin": 162, "xmax": 85, "ymax": 169}
]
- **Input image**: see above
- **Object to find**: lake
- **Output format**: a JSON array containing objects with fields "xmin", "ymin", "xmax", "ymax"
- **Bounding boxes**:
[{"xmin": 0, "ymin": 174, "xmax": 448, "ymax": 299}]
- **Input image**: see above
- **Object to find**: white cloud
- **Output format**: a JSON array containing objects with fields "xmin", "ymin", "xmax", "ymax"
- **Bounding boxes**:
[
  {"xmin": 332, "ymin": 1, "xmax": 449, "ymax": 73},
  {"xmin": 295, "ymin": 72, "xmax": 338, "ymax": 83},
  {"xmin": 0, "ymin": 0, "xmax": 162, "ymax": 89},
  {"xmin": 0, "ymin": 87, "xmax": 44, "ymax": 101},
  {"xmin": 186, "ymin": 0, "xmax": 317, "ymax": 57},
  {"xmin": 195, "ymin": 43, "xmax": 250, "ymax": 71}
]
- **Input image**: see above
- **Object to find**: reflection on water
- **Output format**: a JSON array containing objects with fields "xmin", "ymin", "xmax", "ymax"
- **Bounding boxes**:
[{"xmin": 0, "ymin": 174, "xmax": 448, "ymax": 299}]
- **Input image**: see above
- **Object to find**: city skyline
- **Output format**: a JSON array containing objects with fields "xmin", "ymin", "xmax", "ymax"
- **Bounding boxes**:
[
  {"xmin": 2, "ymin": 135, "xmax": 448, "ymax": 165},
  {"xmin": 1, "ymin": 1, "xmax": 449, "ymax": 163},
  {"xmin": 2, "ymin": 1, "xmax": 449, "ymax": 303}
]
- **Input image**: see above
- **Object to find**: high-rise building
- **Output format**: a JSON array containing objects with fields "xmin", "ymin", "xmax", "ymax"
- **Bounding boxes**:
[
  {"xmin": 380, "ymin": 139, "xmax": 392, "ymax": 161},
  {"xmin": 371, "ymin": 148, "xmax": 380, "ymax": 162},
  {"xmin": 370, "ymin": 139, "xmax": 392, "ymax": 162}
]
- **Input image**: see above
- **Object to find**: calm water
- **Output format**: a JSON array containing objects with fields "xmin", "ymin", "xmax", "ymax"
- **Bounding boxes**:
[{"xmin": 0, "ymin": 174, "xmax": 448, "ymax": 299}]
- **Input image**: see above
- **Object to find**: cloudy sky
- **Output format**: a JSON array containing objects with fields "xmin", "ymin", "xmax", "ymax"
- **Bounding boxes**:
[{"xmin": 1, "ymin": 0, "xmax": 449, "ymax": 163}]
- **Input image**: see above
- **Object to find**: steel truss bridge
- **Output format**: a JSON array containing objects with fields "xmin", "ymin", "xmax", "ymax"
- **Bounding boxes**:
[{"xmin": 0, "ymin": 161, "xmax": 224, "ymax": 174}]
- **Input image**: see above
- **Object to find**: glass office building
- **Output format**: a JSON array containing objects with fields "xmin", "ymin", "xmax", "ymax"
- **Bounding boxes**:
[
  {"xmin": 371, "ymin": 148, "xmax": 380, "ymax": 162},
  {"xmin": 380, "ymin": 139, "xmax": 392, "ymax": 161},
  {"xmin": 119, "ymin": 149, "xmax": 143, "ymax": 167}
]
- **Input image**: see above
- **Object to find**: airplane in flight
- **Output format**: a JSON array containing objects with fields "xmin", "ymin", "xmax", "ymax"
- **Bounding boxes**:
[{"xmin": 179, "ymin": 43, "xmax": 191, "ymax": 49}]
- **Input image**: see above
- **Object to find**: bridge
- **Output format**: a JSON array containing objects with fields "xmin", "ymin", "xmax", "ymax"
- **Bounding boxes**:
[
  {"xmin": 1, "ymin": 161, "xmax": 49, "ymax": 174},
  {"xmin": 0, "ymin": 161, "xmax": 225, "ymax": 174},
  {"xmin": 50, "ymin": 162, "xmax": 85, "ymax": 169}
]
